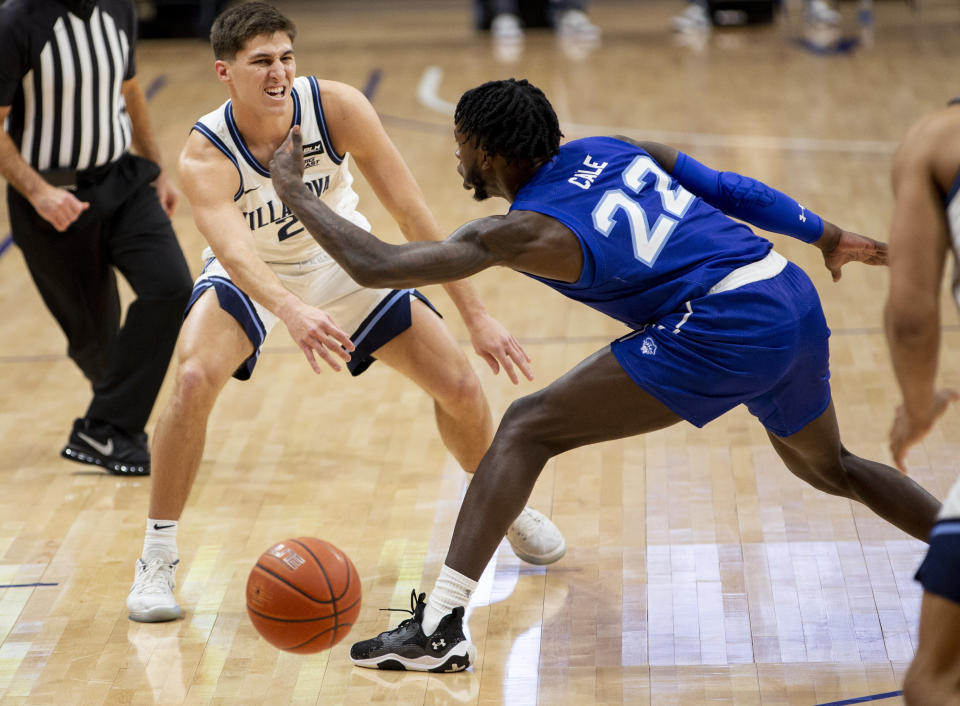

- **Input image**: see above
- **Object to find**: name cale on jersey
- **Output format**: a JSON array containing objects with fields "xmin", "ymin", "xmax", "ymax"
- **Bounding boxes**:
[{"xmin": 568, "ymin": 155, "xmax": 609, "ymax": 190}]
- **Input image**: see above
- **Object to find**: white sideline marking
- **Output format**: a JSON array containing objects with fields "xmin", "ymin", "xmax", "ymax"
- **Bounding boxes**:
[{"xmin": 415, "ymin": 66, "xmax": 898, "ymax": 155}]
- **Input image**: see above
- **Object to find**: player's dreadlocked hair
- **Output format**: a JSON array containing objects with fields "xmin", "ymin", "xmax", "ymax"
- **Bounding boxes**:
[{"xmin": 454, "ymin": 79, "xmax": 563, "ymax": 164}]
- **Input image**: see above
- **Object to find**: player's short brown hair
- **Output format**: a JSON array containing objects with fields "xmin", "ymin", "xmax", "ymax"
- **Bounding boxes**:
[{"xmin": 210, "ymin": 2, "xmax": 297, "ymax": 60}]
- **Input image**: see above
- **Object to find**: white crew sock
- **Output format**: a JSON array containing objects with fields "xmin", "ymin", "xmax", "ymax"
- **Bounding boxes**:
[
  {"xmin": 142, "ymin": 518, "xmax": 178, "ymax": 563},
  {"xmin": 422, "ymin": 564, "xmax": 477, "ymax": 636}
]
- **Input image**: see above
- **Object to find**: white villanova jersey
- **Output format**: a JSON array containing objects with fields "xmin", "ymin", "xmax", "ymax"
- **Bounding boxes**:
[{"xmin": 192, "ymin": 75, "xmax": 371, "ymax": 264}]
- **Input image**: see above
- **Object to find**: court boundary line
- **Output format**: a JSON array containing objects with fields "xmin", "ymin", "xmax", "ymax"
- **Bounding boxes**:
[
  {"xmin": 414, "ymin": 66, "xmax": 899, "ymax": 155},
  {"xmin": 814, "ymin": 690, "xmax": 903, "ymax": 705}
]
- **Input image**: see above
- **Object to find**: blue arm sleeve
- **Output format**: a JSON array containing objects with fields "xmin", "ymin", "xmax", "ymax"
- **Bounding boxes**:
[{"xmin": 672, "ymin": 151, "xmax": 824, "ymax": 243}]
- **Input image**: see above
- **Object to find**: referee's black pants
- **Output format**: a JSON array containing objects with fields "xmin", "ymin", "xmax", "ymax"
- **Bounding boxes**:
[{"xmin": 8, "ymin": 154, "xmax": 193, "ymax": 435}]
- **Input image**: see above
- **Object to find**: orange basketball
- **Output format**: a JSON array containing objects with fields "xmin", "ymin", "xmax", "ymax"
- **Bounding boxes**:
[{"xmin": 246, "ymin": 537, "xmax": 362, "ymax": 654}]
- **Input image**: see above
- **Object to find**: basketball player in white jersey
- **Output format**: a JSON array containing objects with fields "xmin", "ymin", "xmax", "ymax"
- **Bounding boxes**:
[
  {"xmin": 885, "ymin": 100, "xmax": 960, "ymax": 705},
  {"xmin": 125, "ymin": 1, "xmax": 565, "ymax": 622}
]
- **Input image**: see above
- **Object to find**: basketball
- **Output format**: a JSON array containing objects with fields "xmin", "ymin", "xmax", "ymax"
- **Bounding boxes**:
[{"xmin": 246, "ymin": 537, "xmax": 362, "ymax": 654}]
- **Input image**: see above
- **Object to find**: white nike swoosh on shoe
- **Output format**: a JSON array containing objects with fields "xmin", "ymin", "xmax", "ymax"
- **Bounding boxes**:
[{"xmin": 77, "ymin": 432, "xmax": 114, "ymax": 457}]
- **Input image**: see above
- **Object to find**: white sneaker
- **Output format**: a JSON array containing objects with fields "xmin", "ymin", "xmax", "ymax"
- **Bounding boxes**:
[
  {"xmin": 671, "ymin": 2, "xmax": 711, "ymax": 32},
  {"xmin": 557, "ymin": 9, "xmax": 601, "ymax": 40},
  {"xmin": 507, "ymin": 506, "xmax": 566, "ymax": 565},
  {"xmin": 491, "ymin": 13, "xmax": 524, "ymax": 41},
  {"xmin": 127, "ymin": 557, "xmax": 181, "ymax": 622},
  {"xmin": 805, "ymin": 0, "xmax": 841, "ymax": 25}
]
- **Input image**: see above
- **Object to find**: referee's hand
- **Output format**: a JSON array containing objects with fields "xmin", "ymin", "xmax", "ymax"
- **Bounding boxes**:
[{"xmin": 33, "ymin": 182, "xmax": 89, "ymax": 232}]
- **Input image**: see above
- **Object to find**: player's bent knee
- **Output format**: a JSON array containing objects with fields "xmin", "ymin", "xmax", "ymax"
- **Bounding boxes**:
[
  {"xmin": 431, "ymin": 366, "xmax": 485, "ymax": 413},
  {"xmin": 499, "ymin": 393, "xmax": 567, "ymax": 454},
  {"xmin": 783, "ymin": 452, "xmax": 853, "ymax": 497},
  {"xmin": 173, "ymin": 358, "xmax": 228, "ymax": 408},
  {"xmin": 804, "ymin": 467, "xmax": 851, "ymax": 497}
]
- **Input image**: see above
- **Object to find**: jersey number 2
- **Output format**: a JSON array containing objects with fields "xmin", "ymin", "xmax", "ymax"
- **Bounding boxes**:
[{"xmin": 591, "ymin": 155, "xmax": 693, "ymax": 267}]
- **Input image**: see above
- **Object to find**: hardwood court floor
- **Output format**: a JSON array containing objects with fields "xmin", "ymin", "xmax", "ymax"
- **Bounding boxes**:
[{"xmin": 2, "ymin": 0, "xmax": 960, "ymax": 703}]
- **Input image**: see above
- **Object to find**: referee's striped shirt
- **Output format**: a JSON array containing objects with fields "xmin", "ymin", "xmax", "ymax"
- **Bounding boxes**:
[{"xmin": 0, "ymin": 0, "xmax": 137, "ymax": 172}]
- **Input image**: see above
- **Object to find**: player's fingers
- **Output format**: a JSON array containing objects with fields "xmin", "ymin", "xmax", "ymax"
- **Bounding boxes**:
[
  {"xmin": 508, "ymin": 336, "xmax": 532, "ymax": 363},
  {"xmin": 509, "ymin": 344, "xmax": 534, "ymax": 381},
  {"xmin": 291, "ymin": 124, "xmax": 302, "ymax": 153},
  {"xmin": 308, "ymin": 337, "xmax": 344, "ymax": 372},
  {"xmin": 890, "ymin": 433, "xmax": 908, "ymax": 473},
  {"xmin": 311, "ymin": 331, "xmax": 351, "ymax": 364},
  {"xmin": 324, "ymin": 326, "xmax": 356, "ymax": 353},
  {"xmin": 499, "ymin": 353, "xmax": 520, "ymax": 385},
  {"xmin": 299, "ymin": 343, "xmax": 323, "ymax": 375},
  {"xmin": 479, "ymin": 351, "xmax": 500, "ymax": 376},
  {"xmin": 893, "ymin": 451, "xmax": 907, "ymax": 474},
  {"xmin": 329, "ymin": 339, "xmax": 352, "ymax": 363}
]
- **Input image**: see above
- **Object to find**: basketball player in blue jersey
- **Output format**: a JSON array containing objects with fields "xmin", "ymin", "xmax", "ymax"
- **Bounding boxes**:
[
  {"xmin": 270, "ymin": 77, "xmax": 943, "ymax": 672},
  {"xmin": 885, "ymin": 101, "xmax": 960, "ymax": 705},
  {"xmin": 125, "ymin": 7, "xmax": 566, "ymax": 623}
]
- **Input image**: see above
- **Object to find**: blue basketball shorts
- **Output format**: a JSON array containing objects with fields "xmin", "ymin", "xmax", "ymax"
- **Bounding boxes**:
[
  {"xmin": 915, "ymin": 478, "xmax": 960, "ymax": 605},
  {"xmin": 611, "ymin": 256, "xmax": 831, "ymax": 437},
  {"xmin": 185, "ymin": 249, "xmax": 438, "ymax": 380}
]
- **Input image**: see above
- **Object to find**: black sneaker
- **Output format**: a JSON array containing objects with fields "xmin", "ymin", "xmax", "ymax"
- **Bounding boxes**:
[
  {"xmin": 61, "ymin": 418, "xmax": 150, "ymax": 475},
  {"xmin": 350, "ymin": 590, "xmax": 476, "ymax": 672}
]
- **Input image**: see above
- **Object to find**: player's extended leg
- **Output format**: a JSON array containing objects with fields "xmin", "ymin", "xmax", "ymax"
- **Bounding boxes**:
[
  {"xmin": 349, "ymin": 346, "xmax": 681, "ymax": 671},
  {"xmin": 372, "ymin": 299, "xmax": 566, "ymax": 564},
  {"xmin": 147, "ymin": 290, "xmax": 253, "ymax": 521},
  {"xmin": 903, "ymin": 592, "xmax": 960, "ymax": 705},
  {"xmin": 127, "ymin": 289, "xmax": 253, "ymax": 623},
  {"xmin": 444, "ymin": 346, "xmax": 682, "ymax": 579},
  {"xmin": 765, "ymin": 401, "xmax": 940, "ymax": 541}
]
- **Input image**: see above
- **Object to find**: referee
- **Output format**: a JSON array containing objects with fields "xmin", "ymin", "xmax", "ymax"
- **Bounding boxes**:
[{"xmin": 0, "ymin": 0, "xmax": 192, "ymax": 475}]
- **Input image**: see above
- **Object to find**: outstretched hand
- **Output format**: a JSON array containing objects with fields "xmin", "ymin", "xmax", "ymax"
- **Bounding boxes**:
[
  {"xmin": 889, "ymin": 389, "xmax": 959, "ymax": 473},
  {"xmin": 280, "ymin": 299, "xmax": 355, "ymax": 375},
  {"xmin": 467, "ymin": 312, "xmax": 534, "ymax": 385},
  {"xmin": 820, "ymin": 229, "xmax": 888, "ymax": 282},
  {"xmin": 269, "ymin": 126, "xmax": 305, "ymax": 196}
]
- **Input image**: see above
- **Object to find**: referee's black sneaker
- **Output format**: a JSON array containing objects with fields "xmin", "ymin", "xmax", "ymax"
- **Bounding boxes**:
[
  {"xmin": 61, "ymin": 418, "xmax": 150, "ymax": 475},
  {"xmin": 350, "ymin": 590, "xmax": 476, "ymax": 672}
]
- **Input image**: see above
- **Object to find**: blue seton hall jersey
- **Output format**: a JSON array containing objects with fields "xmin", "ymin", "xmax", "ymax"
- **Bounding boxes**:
[{"xmin": 512, "ymin": 136, "xmax": 773, "ymax": 328}]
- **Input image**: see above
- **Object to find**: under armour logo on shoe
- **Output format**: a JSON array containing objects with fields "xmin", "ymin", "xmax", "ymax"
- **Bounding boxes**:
[
  {"xmin": 641, "ymin": 337, "xmax": 657, "ymax": 355},
  {"xmin": 431, "ymin": 638, "xmax": 446, "ymax": 650}
]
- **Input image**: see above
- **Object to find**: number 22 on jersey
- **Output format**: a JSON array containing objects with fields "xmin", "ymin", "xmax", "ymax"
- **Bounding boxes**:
[{"xmin": 591, "ymin": 155, "xmax": 694, "ymax": 267}]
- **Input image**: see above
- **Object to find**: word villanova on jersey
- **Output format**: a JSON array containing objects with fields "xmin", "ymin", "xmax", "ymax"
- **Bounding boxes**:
[{"xmin": 192, "ymin": 75, "xmax": 372, "ymax": 264}]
